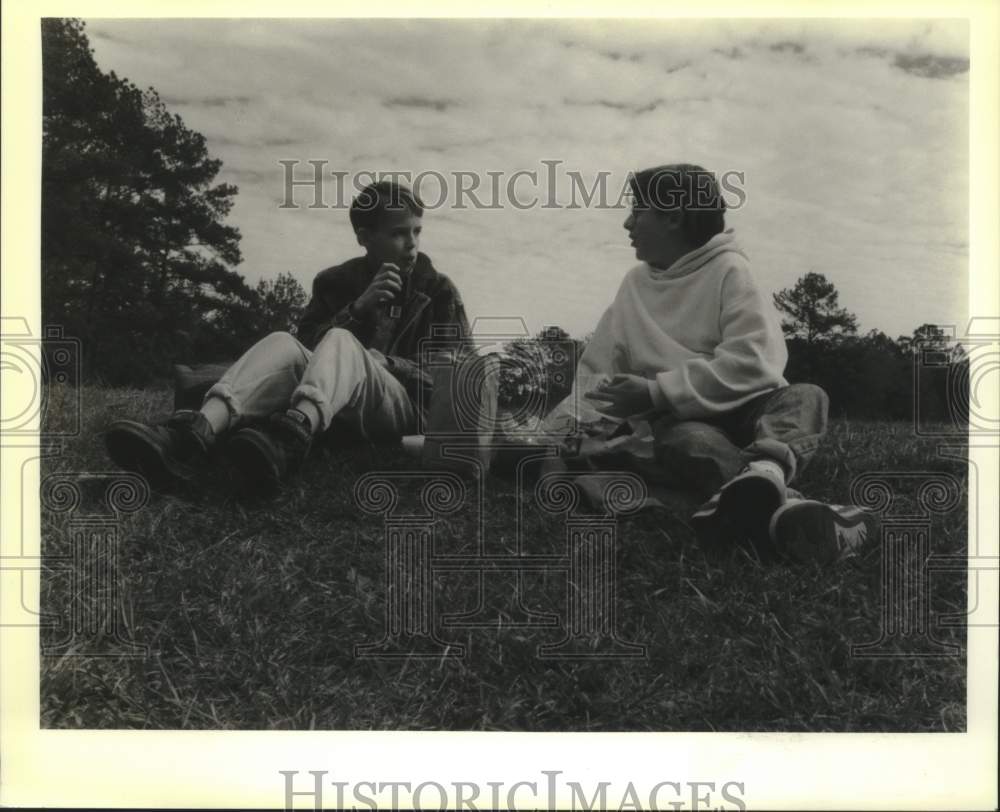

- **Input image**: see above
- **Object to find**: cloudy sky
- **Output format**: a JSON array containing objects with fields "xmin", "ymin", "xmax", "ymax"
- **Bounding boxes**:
[{"xmin": 84, "ymin": 18, "xmax": 969, "ymax": 340}]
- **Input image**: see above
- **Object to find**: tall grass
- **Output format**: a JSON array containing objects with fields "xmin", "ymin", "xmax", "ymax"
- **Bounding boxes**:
[{"xmin": 39, "ymin": 385, "xmax": 967, "ymax": 731}]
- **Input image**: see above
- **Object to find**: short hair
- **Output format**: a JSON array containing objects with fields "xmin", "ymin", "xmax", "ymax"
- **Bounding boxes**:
[
  {"xmin": 628, "ymin": 164, "xmax": 726, "ymax": 247},
  {"xmin": 349, "ymin": 180, "xmax": 424, "ymax": 232}
]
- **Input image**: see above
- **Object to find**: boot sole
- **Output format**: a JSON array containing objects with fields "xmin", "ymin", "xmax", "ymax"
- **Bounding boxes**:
[{"xmin": 104, "ymin": 422, "xmax": 194, "ymax": 491}]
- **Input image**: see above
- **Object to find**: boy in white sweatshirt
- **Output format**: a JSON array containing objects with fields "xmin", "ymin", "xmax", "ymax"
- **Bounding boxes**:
[{"xmin": 550, "ymin": 164, "xmax": 867, "ymax": 565}]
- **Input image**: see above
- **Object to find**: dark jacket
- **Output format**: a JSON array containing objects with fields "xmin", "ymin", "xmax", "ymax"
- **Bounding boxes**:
[{"xmin": 297, "ymin": 252, "xmax": 470, "ymax": 406}]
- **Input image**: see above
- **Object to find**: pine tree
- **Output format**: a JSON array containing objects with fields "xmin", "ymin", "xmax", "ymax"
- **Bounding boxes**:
[
  {"xmin": 42, "ymin": 18, "xmax": 254, "ymax": 383},
  {"xmin": 254, "ymin": 273, "xmax": 309, "ymax": 335},
  {"xmin": 772, "ymin": 272, "xmax": 859, "ymax": 345}
]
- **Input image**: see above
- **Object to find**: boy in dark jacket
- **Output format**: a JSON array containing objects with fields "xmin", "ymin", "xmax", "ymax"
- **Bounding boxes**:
[{"xmin": 105, "ymin": 180, "xmax": 469, "ymax": 494}]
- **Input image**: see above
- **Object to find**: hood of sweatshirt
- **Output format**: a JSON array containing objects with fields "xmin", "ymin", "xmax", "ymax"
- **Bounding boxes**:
[{"xmin": 646, "ymin": 229, "xmax": 747, "ymax": 281}]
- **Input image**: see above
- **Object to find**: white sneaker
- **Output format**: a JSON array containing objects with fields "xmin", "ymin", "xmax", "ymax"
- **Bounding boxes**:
[{"xmin": 769, "ymin": 499, "xmax": 871, "ymax": 566}]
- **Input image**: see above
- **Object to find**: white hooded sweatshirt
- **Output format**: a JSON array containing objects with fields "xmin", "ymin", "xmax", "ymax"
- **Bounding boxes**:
[{"xmin": 545, "ymin": 230, "xmax": 788, "ymax": 432}]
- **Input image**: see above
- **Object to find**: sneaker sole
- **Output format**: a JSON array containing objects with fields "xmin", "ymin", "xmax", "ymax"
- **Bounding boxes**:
[
  {"xmin": 769, "ymin": 500, "xmax": 869, "ymax": 566},
  {"xmin": 721, "ymin": 475, "xmax": 785, "ymax": 557},
  {"xmin": 104, "ymin": 423, "xmax": 194, "ymax": 490}
]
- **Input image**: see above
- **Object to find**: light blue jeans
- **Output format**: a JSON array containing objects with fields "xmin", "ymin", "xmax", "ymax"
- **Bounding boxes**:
[
  {"xmin": 650, "ymin": 383, "xmax": 829, "ymax": 499},
  {"xmin": 548, "ymin": 383, "xmax": 828, "ymax": 503}
]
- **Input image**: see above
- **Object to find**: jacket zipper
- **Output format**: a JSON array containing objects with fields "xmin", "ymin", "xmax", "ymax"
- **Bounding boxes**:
[{"xmin": 388, "ymin": 293, "xmax": 431, "ymax": 355}]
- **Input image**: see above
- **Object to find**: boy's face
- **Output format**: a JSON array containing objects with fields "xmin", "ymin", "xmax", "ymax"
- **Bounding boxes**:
[
  {"xmin": 623, "ymin": 204, "xmax": 683, "ymax": 269},
  {"xmin": 356, "ymin": 210, "xmax": 422, "ymax": 271}
]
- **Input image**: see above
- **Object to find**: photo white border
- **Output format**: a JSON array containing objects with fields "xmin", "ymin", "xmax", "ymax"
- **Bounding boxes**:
[{"xmin": 2, "ymin": 0, "xmax": 997, "ymax": 809}]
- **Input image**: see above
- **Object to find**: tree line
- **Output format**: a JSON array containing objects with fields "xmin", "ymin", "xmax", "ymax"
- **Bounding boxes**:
[
  {"xmin": 771, "ymin": 273, "xmax": 966, "ymax": 423},
  {"xmin": 42, "ymin": 18, "xmax": 306, "ymax": 385},
  {"xmin": 495, "ymin": 303, "xmax": 967, "ymax": 427},
  {"xmin": 42, "ymin": 19, "xmax": 966, "ymax": 426}
]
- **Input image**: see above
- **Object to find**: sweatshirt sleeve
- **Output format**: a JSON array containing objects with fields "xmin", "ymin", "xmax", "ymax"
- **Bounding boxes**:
[
  {"xmin": 652, "ymin": 265, "xmax": 788, "ymax": 419},
  {"xmin": 576, "ymin": 306, "xmax": 616, "ymax": 381}
]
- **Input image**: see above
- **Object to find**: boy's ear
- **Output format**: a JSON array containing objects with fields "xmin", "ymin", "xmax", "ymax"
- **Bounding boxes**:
[
  {"xmin": 661, "ymin": 210, "xmax": 684, "ymax": 231},
  {"xmin": 354, "ymin": 227, "xmax": 370, "ymax": 248}
]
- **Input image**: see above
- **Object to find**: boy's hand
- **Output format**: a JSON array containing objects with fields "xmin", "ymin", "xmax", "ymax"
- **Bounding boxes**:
[
  {"xmin": 353, "ymin": 263, "xmax": 403, "ymax": 317},
  {"xmin": 584, "ymin": 374, "xmax": 653, "ymax": 418}
]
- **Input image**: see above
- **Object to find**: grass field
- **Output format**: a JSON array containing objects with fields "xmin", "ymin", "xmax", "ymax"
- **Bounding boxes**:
[{"xmin": 39, "ymin": 384, "xmax": 968, "ymax": 731}]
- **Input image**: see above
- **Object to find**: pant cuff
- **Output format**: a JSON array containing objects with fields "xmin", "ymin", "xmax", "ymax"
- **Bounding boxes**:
[
  {"xmin": 203, "ymin": 384, "xmax": 242, "ymax": 427},
  {"xmin": 291, "ymin": 384, "xmax": 332, "ymax": 433},
  {"xmin": 744, "ymin": 438, "xmax": 797, "ymax": 482}
]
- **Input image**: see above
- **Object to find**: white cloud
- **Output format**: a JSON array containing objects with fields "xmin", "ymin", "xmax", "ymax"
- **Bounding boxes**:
[{"xmin": 84, "ymin": 17, "xmax": 969, "ymax": 339}]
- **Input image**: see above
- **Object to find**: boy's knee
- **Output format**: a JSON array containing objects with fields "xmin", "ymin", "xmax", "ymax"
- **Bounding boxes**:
[
  {"xmin": 316, "ymin": 327, "xmax": 360, "ymax": 351},
  {"xmin": 261, "ymin": 331, "xmax": 308, "ymax": 363},
  {"xmin": 656, "ymin": 421, "xmax": 726, "ymax": 457},
  {"xmin": 781, "ymin": 383, "xmax": 829, "ymax": 418},
  {"xmin": 787, "ymin": 382, "xmax": 828, "ymax": 404}
]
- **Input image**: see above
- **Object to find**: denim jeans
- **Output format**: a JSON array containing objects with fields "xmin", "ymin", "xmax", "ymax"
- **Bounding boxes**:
[
  {"xmin": 650, "ymin": 383, "xmax": 829, "ymax": 499},
  {"xmin": 204, "ymin": 329, "xmax": 416, "ymax": 439}
]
